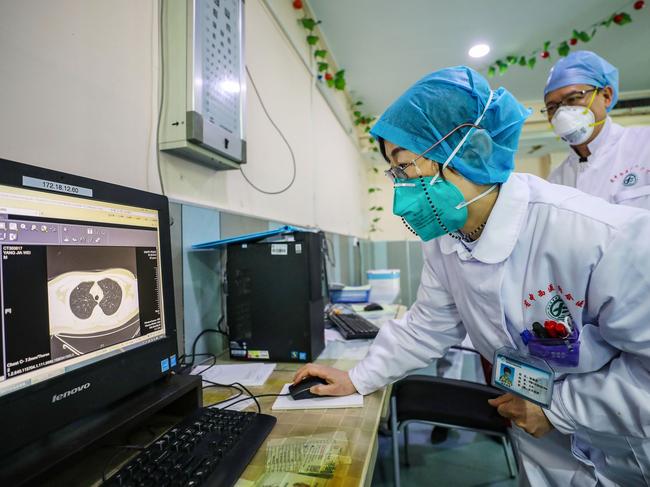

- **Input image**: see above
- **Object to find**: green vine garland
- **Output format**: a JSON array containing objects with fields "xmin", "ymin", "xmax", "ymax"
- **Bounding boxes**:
[{"xmin": 487, "ymin": 1, "xmax": 645, "ymax": 77}]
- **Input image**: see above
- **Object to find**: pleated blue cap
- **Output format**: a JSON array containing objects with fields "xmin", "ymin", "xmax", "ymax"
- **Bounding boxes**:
[
  {"xmin": 370, "ymin": 66, "xmax": 530, "ymax": 184},
  {"xmin": 544, "ymin": 51, "xmax": 619, "ymax": 111}
]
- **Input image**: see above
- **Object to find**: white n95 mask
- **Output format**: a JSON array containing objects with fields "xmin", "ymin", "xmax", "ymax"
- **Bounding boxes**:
[{"xmin": 550, "ymin": 106, "xmax": 597, "ymax": 146}]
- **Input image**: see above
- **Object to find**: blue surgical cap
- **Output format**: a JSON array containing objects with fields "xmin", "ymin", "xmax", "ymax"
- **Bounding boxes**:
[
  {"xmin": 370, "ymin": 66, "xmax": 530, "ymax": 185},
  {"xmin": 544, "ymin": 51, "xmax": 619, "ymax": 111}
]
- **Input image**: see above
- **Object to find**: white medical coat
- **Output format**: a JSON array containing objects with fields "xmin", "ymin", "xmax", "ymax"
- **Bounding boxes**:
[
  {"xmin": 549, "ymin": 118, "xmax": 650, "ymax": 210},
  {"xmin": 349, "ymin": 173, "xmax": 650, "ymax": 486}
]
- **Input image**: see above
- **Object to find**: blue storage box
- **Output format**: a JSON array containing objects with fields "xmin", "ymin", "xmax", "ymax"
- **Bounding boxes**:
[{"xmin": 329, "ymin": 285, "xmax": 371, "ymax": 303}]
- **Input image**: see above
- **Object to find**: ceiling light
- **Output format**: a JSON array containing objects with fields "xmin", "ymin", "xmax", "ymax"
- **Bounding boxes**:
[{"xmin": 468, "ymin": 44, "xmax": 490, "ymax": 58}]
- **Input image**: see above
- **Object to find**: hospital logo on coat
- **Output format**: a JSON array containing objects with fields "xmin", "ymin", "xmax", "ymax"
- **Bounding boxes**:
[
  {"xmin": 546, "ymin": 295, "xmax": 569, "ymax": 320},
  {"xmin": 623, "ymin": 173, "xmax": 638, "ymax": 187}
]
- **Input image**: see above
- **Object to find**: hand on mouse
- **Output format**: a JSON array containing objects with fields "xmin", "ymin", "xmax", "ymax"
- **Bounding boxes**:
[{"xmin": 292, "ymin": 363, "xmax": 358, "ymax": 396}]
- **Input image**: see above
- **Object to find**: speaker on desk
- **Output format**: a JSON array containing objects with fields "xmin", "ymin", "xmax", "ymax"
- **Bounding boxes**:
[{"xmin": 225, "ymin": 231, "xmax": 325, "ymax": 362}]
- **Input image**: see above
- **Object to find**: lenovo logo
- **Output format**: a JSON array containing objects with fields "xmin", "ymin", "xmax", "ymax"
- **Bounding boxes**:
[{"xmin": 51, "ymin": 382, "xmax": 91, "ymax": 403}]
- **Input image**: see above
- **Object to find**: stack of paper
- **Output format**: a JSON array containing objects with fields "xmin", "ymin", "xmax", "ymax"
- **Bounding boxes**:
[
  {"xmin": 271, "ymin": 383, "xmax": 363, "ymax": 410},
  {"xmin": 192, "ymin": 363, "xmax": 276, "ymax": 386}
]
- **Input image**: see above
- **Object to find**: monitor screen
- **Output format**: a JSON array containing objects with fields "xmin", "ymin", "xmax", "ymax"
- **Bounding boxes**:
[{"xmin": 0, "ymin": 181, "xmax": 166, "ymax": 399}]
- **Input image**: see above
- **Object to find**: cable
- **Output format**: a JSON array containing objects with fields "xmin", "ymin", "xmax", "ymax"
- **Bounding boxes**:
[
  {"xmin": 214, "ymin": 392, "xmax": 290, "ymax": 412},
  {"xmin": 155, "ymin": 0, "xmax": 166, "ymax": 195},
  {"xmin": 218, "ymin": 254, "xmax": 229, "ymax": 334},
  {"xmin": 202, "ymin": 380, "xmax": 245, "ymax": 404},
  {"xmin": 204, "ymin": 381, "xmax": 259, "ymax": 411},
  {"xmin": 240, "ymin": 65, "xmax": 297, "ymax": 195},
  {"xmin": 181, "ymin": 321, "xmax": 228, "ymax": 372},
  {"xmin": 202, "ymin": 378, "xmax": 245, "ymax": 396},
  {"xmin": 178, "ymin": 351, "xmax": 218, "ymax": 376}
]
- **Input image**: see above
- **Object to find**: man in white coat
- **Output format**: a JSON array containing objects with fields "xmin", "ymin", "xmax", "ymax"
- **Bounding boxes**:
[
  {"xmin": 295, "ymin": 66, "xmax": 650, "ymax": 486},
  {"xmin": 545, "ymin": 50, "xmax": 650, "ymax": 209}
]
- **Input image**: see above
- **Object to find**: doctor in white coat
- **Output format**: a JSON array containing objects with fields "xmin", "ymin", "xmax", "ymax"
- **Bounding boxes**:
[
  {"xmin": 295, "ymin": 66, "xmax": 650, "ymax": 486},
  {"xmin": 545, "ymin": 51, "xmax": 650, "ymax": 209}
]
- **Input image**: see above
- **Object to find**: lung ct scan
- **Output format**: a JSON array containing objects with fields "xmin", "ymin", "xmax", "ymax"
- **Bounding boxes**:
[{"xmin": 47, "ymin": 246, "xmax": 141, "ymax": 361}]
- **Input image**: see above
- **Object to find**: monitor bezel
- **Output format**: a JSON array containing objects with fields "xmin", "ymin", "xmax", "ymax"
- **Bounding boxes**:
[{"xmin": 0, "ymin": 157, "xmax": 178, "ymax": 456}]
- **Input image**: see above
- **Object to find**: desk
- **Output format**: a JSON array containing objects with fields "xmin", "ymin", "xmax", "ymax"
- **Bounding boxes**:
[
  {"xmin": 204, "ymin": 340, "xmax": 386, "ymax": 487},
  {"xmin": 43, "ymin": 306, "xmax": 404, "ymax": 486},
  {"xmin": 204, "ymin": 306, "xmax": 404, "ymax": 486}
]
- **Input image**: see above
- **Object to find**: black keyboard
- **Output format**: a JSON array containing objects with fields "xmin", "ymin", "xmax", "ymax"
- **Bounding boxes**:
[
  {"xmin": 104, "ymin": 407, "xmax": 276, "ymax": 487},
  {"xmin": 328, "ymin": 312, "xmax": 379, "ymax": 339}
]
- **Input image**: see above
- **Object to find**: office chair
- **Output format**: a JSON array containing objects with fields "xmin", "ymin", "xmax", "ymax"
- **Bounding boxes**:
[{"xmin": 390, "ymin": 367, "xmax": 518, "ymax": 486}]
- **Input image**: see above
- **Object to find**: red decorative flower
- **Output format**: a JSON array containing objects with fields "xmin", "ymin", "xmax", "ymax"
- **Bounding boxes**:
[
  {"xmin": 541, "ymin": 51, "xmax": 550, "ymax": 59},
  {"xmin": 569, "ymin": 38, "xmax": 578, "ymax": 46},
  {"xmin": 529, "ymin": 293, "xmax": 536, "ymax": 301},
  {"xmin": 634, "ymin": 0, "xmax": 645, "ymax": 10},
  {"xmin": 548, "ymin": 284, "xmax": 555, "ymax": 292},
  {"xmin": 324, "ymin": 73, "xmax": 333, "ymax": 81},
  {"xmin": 613, "ymin": 13, "xmax": 625, "ymax": 24},
  {"xmin": 565, "ymin": 293, "xmax": 573, "ymax": 301},
  {"xmin": 292, "ymin": 0, "xmax": 303, "ymax": 9},
  {"xmin": 538, "ymin": 289, "xmax": 546, "ymax": 297}
]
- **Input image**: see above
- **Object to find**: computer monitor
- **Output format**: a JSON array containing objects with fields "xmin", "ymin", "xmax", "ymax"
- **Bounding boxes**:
[{"xmin": 0, "ymin": 158, "xmax": 178, "ymax": 457}]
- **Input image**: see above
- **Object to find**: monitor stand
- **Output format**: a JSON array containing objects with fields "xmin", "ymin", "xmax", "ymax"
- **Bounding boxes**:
[{"xmin": 1, "ymin": 373, "xmax": 202, "ymax": 486}]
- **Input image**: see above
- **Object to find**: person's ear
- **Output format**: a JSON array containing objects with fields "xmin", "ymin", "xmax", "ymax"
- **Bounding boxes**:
[{"xmin": 601, "ymin": 86, "xmax": 614, "ymax": 110}]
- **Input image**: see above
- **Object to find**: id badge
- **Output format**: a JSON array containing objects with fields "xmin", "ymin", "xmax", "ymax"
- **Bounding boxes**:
[{"xmin": 492, "ymin": 347, "xmax": 554, "ymax": 408}]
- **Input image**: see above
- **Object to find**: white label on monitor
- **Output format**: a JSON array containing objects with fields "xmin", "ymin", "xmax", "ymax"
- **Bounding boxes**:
[
  {"xmin": 22, "ymin": 177, "xmax": 93, "ymax": 197},
  {"xmin": 271, "ymin": 244, "xmax": 288, "ymax": 255}
]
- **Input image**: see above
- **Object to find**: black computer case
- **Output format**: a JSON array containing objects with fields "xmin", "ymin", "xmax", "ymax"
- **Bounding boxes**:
[{"xmin": 226, "ymin": 231, "xmax": 325, "ymax": 362}]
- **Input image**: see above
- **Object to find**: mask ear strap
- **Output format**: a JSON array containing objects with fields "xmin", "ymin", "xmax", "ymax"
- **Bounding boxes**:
[
  {"xmin": 455, "ymin": 184, "xmax": 497, "ymax": 210},
  {"xmin": 583, "ymin": 89, "xmax": 598, "ymax": 115},
  {"xmin": 434, "ymin": 90, "xmax": 495, "ymax": 184},
  {"xmin": 583, "ymin": 89, "xmax": 606, "ymax": 128}
]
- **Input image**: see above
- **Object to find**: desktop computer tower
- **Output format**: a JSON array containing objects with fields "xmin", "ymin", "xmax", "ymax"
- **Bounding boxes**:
[{"xmin": 226, "ymin": 231, "xmax": 325, "ymax": 362}]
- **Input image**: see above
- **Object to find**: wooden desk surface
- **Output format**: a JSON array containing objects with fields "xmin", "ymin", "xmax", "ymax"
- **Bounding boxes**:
[
  {"xmin": 37, "ymin": 308, "xmax": 402, "ymax": 486},
  {"xmin": 204, "ymin": 353, "xmax": 387, "ymax": 487},
  {"xmin": 201, "ymin": 306, "xmax": 405, "ymax": 487}
]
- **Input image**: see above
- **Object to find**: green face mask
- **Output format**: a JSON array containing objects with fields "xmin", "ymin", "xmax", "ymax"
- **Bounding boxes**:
[{"xmin": 392, "ymin": 176, "xmax": 468, "ymax": 241}]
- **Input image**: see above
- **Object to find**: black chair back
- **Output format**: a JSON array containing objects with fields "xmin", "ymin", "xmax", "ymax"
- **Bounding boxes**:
[{"xmin": 392, "ymin": 374, "xmax": 509, "ymax": 433}]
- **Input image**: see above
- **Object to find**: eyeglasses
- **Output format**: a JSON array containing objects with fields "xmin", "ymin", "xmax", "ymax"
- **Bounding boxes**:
[
  {"xmin": 384, "ymin": 123, "xmax": 480, "ymax": 181},
  {"xmin": 541, "ymin": 88, "xmax": 599, "ymax": 117}
]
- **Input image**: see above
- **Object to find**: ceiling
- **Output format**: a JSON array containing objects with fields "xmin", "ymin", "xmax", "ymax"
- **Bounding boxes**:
[{"xmin": 309, "ymin": 0, "xmax": 650, "ymax": 116}]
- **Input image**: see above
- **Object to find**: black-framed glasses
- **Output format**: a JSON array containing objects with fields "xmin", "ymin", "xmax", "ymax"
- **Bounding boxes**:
[
  {"xmin": 541, "ymin": 88, "xmax": 599, "ymax": 116},
  {"xmin": 384, "ymin": 123, "xmax": 480, "ymax": 181}
]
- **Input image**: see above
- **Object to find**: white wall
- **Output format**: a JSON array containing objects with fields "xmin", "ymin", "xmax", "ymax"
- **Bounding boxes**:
[
  {"xmin": 0, "ymin": 0, "xmax": 370, "ymax": 237},
  {"xmin": 366, "ymin": 167, "xmax": 417, "ymax": 242},
  {"xmin": 0, "ymin": 1, "xmax": 160, "ymax": 189}
]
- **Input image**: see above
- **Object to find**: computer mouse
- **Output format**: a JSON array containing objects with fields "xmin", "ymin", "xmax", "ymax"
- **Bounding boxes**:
[
  {"xmin": 289, "ymin": 376, "xmax": 329, "ymax": 400},
  {"xmin": 364, "ymin": 302, "xmax": 383, "ymax": 311}
]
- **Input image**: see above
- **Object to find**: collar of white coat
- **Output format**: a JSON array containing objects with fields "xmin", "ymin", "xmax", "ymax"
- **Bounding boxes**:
[{"xmin": 439, "ymin": 173, "xmax": 528, "ymax": 264}]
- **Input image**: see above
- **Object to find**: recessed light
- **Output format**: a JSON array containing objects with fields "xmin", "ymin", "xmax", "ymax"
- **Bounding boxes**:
[{"xmin": 468, "ymin": 44, "xmax": 490, "ymax": 58}]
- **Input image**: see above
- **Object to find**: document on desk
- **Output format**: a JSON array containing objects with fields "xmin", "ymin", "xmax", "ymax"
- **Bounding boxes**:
[
  {"xmin": 252, "ymin": 472, "xmax": 328, "ymax": 487},
  {"xmin": 265, "ymin": 431, "xmax": 349, "ymax": 479},
  {"xmin": 272, "ymin": 383, "xmax": 363, "ymax": 410},
  {"xmin": 192, "ymin": 363, "xmax": 276, "ymax": 386}
]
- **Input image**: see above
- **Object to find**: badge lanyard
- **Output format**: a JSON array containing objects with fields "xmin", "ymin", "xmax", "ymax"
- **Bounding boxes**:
[{"xmin": 492, "ymin": 347, "xmax": 554, "ymax": 408}]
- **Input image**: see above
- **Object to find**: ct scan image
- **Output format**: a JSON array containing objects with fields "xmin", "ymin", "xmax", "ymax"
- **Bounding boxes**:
[{"xmin": 46, "ymin": 246, "xmax": 141, "ymax": 361}]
